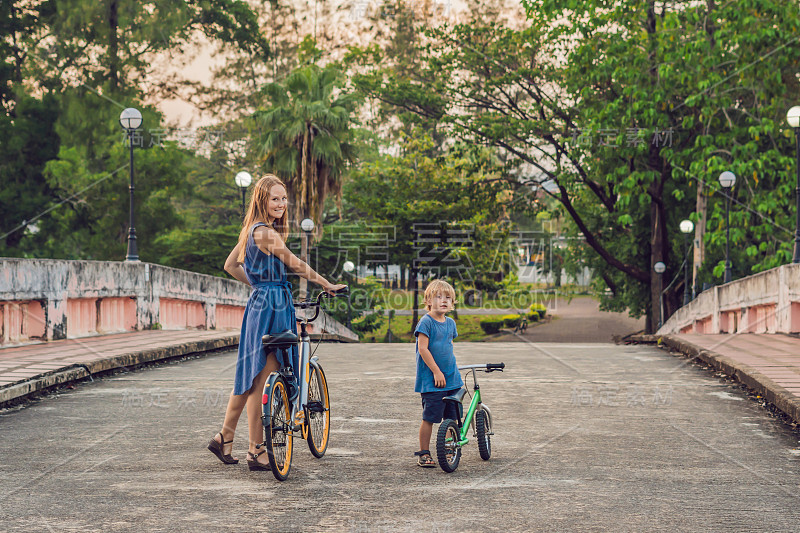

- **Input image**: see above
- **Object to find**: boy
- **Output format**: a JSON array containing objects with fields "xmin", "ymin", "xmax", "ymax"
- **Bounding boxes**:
[{"xmin": 413, "ymin": 279, "xmax": 464, "ymax": 468}]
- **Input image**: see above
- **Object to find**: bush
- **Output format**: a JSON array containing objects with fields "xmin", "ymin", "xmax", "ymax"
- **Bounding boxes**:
[
  {"xmin": 502, "ymin": 314, "xmax": 522, "ymax": 328},
  {"xmin": 526, "ymin": 311, "xmax": 540, "ymax": 322},
  {"xmin": 479, "ymin": 316, "xmax": 505, "ymax": 335},
  {"xmin": 530, "ymin": 303, "xmax": 547, "ymax": 318}
]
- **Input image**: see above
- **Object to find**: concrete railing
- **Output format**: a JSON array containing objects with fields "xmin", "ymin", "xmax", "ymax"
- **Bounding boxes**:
[
  {"xmin": 658, "ymin": 263, "xmax": 800, "ymax": 335},
  {"xmin": 0, "ymin": 259, "xmax": 357, "ymax": 345}
]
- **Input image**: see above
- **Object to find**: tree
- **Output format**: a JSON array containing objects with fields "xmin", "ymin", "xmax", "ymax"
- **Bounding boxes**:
[
  {"xmin": 255, "ymin": 54, "xmax": 360, "ymax": 233},
  {"xmin": 353, "ymin": 0, "xmax": 800, "ymax": 332},
  {"xmin": 1, "ymin": 0, "xmax": 268, "ymax": 261},
  {"xmin": 344, "ymin": 133, "xmax": 516, "ymax": 297}
]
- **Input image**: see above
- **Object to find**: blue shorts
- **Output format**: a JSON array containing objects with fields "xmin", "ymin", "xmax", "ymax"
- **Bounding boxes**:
[{"xmin": 421, "ymin": 389, "xmax": 461, "ymax": 424}]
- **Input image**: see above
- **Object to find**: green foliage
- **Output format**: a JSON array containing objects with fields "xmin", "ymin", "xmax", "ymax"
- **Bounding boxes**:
[
  {"xmin": 1, "ymin": 0, "xmax": 267, "ymax": 263},
  {"xmin": 479, "ymin": 316, "xmax": 504, "ymax": 335},
  {"xmin": 502, "ymin": 314, "xmax": 522, "ymax": 328},
  {"xmin": 526, "ymin": 310, "xmax": 540, "ymax": 322},
  {"xmin": 355, "ymin": 0, "xmax": 800, "ymax": 332},
  {"xmin": 322, "ymin": 276, "xmax": 386, "ymax": 338},
  {"xmin": 153, "ymin": 225, "xmax": 239, "ymax": 277},
  {"xmin": 344, "ymin": 132, "xmax": 516, "ymax": 289},
  {"xmin": 255, "ymin": 60, "xmax": 361, "ymax": 230},
  {"xmin": 529, "ymin": 303, "xmax": 547, "ymax": 318}
]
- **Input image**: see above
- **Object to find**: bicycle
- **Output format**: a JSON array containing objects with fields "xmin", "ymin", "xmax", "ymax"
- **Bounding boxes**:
[
  {"xmin": 513, "ymin": 316, "xmax": 528, "ymax": 334},
  {"xmin": 258, "ymin": 287, "xmax": 348, "ymax": 481},
  {"xmin": 436, "ymin": 362, "xmax": 505, "ymax": 473}
]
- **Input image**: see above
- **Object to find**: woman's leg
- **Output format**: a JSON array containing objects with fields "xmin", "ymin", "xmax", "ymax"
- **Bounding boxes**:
[
  {"xmin": 212, "ymin": 390, "xmax": 249, "ymax": 460},
  {"xmin": 247, "ymin": 351, "xmax": 280, "ymax": 464}
]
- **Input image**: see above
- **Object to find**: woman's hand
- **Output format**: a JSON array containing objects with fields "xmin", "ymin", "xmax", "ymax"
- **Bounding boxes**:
[{"xmin": 325, "ymin": 283, "xmax": 348, "ymax": 296}]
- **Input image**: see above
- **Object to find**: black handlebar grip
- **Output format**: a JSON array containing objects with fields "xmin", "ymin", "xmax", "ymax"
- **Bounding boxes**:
[{"xmin": 486, "ymin": 363, "xmax": 505, "ymax": 372}]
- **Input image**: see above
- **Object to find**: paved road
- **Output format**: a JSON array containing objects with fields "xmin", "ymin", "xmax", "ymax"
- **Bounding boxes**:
[
  {"xmin": 499, "ymin": 297, "xmax": 646, "ymax": 343},
  {"xmin": 2, "ymin": 342, "xmax": 800, "ymax": 532}
]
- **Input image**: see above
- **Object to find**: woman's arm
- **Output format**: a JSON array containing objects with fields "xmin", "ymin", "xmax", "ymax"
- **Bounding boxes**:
[
  {"xmin": 223, "ymin": 243, "xmax": 251, "ymax": 285},
  {"xmin": 254, "ymin": 227, "xmax": 344, "ymax": 293}
]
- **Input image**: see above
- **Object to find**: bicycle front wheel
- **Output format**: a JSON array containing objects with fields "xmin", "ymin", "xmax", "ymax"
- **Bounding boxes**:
[
  {"xmin": 306, "ymin": 362, "xmax": 330, "ymax": 458},
  {"xmin": 263, "ymin": 374, "xmax": 293, "ymax": 481},
  {"xmin": 436, "ymin": 419, "xmax": 462, "ymax": 473},
  {"xmin": 475, "ymin": 408, "xmax": 491, "ymax": 460}
]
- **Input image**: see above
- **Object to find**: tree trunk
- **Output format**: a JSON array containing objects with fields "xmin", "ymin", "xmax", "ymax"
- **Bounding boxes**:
[
  {"xmin": 693, "ymin": 164, "xmax": 707, "ymax": 297},
  {"xmin": 410, "ymin": 268, "xmax": 419, "ymax": 332},
  {"xmin": 108, "ymin": 0, "xmax": 119, "ymax": 91}
]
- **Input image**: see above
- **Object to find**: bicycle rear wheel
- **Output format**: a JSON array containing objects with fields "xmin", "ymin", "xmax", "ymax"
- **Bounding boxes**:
[
  {"xmin": 263, "ymin": 374, "xmax": 293, "ymax": 481},
  {"xmin": 306, "ymin": 362, "xmax": 330, "ymax": 458},
  {"xmin": 436, "ymin": 419, "xmax": 462, "ymax": 473}
]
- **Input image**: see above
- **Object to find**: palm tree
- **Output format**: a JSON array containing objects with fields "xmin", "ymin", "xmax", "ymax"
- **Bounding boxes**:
[{"xmin": 256, "ymin": 63, "xmax": 359, "ymax": 234}]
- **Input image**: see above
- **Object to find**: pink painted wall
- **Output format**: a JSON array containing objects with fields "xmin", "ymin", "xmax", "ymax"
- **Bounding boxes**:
[
  {"xmin": 98, "ymin": 297, "xmax": 138, "ymax": 334},
  {"xmin": 160, "ymin": 298, "xmax": 205, "ymax": 330},
  {"xmin": 793, "ymin": 303, "xmax": 800, "ymax": 333},
  {"xmin": 217, "ymin": 305, "xmax": 245, "ymax": 329},
  {"xmin": 1, "ymin": 301, "xmax": 46, "ymax": 344},
  {"xmin": 747, "ymin": 304, "xmax": 777, "ymax": 333},
  {"xmin": 694, "ymin": 316, "xmax": 711, "ymax": 334},
  {"xmin": 66, "ymin": 298, "xmax": 97, "ymax": 337}
]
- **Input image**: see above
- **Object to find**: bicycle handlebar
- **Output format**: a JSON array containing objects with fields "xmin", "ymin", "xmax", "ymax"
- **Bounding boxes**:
[
  {"xmin": 294, "ymin": 286, "xmax": 350, "ymax": 323},
  {"xmin": 458, "ymin": 363, "xmax": 505, "ymax": 372}
]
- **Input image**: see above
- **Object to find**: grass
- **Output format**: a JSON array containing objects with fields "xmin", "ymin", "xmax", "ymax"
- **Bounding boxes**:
[
  {"xmin": 362, "ymin": 313, "xmax": 490, "ymax": 343},
  {"xmin": 367, "ymin": 285, "xmax": 581, "ymax": 312}
]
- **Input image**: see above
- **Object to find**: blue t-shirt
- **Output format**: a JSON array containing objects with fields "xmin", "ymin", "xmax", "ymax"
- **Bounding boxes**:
[{"xmin": 414, "ymin": 314, "xmax": 464, "ymax": 393}]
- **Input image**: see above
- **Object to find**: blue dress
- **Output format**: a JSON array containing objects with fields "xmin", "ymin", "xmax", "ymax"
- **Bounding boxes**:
[{"xmin": 233, "ymin": 222, "xmax": 298, "ymax": 395}]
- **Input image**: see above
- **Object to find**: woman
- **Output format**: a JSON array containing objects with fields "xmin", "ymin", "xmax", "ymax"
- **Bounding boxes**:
[{"xmin": 208, "ymin": 174, "xmax": 346, "ymax": 470}]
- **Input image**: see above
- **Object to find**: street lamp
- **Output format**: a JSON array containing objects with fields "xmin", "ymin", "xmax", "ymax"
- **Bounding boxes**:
[
  {"xmin": 654, "ymin": 261, "xmax": 666, "ymax": 330},
  {"xmin": 234, "ymin": 171, "xmax": 252, "ymax": 219},
  {"xmin": 119, "ymin": 107, "xmax": 143, "ymax": 262},
  {"xmin": 680, "ymin": 219, "xmax": 694, "ymax": 306},
  {"xmin": 300, "ymin": 218, "xmax": 315, "ymax": 299},
  {"xmin": 343, "ymin": 260, "xmax": 355, "ymax": 329},
  {"xmin": 718, "ymin": 171, "xmax": 736, "ymax": 283},
  {"xmin": 786, "ymin": 106, "xmax": 800, "ymax": 263}
]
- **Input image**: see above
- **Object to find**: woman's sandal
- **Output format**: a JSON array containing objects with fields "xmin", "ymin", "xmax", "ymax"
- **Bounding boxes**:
[
  {"xmin": 207, "ymin": 432, "xmax": 239, "ymax": 465},
  {"xmin": 415, "ymin": 450, "xmax": 436, "ymax": 468},
  {"xmin": 247, "ymin": 450, "xmax": 269, "ymax": 472}
]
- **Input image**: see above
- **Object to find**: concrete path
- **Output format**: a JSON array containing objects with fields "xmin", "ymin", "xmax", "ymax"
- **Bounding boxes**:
[
  {"xmin": 2, "ymin": 343, "xmax": 800, "ymax": 531},
  {"xmin": 662, "ymin": 333, "xmax": 800, "ymax": 425},
  {"xmin": 0, "ymin": 330, "xmax": 240, "ymax": 406},
  {"xmin": 498, "ymin": 297, "xmax": 646, "ymax": 343}
]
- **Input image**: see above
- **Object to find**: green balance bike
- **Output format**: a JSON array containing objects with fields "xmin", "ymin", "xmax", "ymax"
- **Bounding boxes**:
[{"xmin": 436, "ymin": 362, "xmax": 505, "ymax": 473}]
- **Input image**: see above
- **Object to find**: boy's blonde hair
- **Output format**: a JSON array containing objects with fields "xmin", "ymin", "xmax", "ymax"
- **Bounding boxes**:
[{"xmin": 424, "ymin": 279, "xmax": 457, "ymax": 310}]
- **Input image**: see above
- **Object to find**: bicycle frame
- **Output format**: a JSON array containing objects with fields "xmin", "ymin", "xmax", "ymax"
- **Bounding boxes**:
[
  {"xmin": 291, "ymin": 314, "xmax": 313, "ymax": 435},
  {"xmin": 454, "ymin": 365, "xmax": 492, "ymax": 445},
  {"xmin": 458, "ymin": 387, "xmax": 481, "ymax": 446}
]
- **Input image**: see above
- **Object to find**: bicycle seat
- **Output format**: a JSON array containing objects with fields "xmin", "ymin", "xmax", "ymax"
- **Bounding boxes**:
[
  {"xmin": 443, "ymin": 388, "xmax": 468, "ymax": 404},
  {"xmin": 262, "ymin": 331, "xmax": 298, "ymax": 347}
]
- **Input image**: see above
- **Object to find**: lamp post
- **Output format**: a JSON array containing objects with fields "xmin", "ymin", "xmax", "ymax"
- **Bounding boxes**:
[
  {"xmin": 234, "ymin": 171, "xmax": 252, "ymax": 219},
  {"xmin": 719, "ymin": 171, "xmax": 736, "ymax": 283},
  {"xmin": 343, "ymin": 260, "xmax": 355, "ymax": 329},
  {"xmin": 119, "ymin": 108, "xmax": 143, "ymax": 262},
  {"xmin": 680, "ymin": 219, "xmax": 694, "ymax": 306},
  {"xmin": 300, "ymin": 218, "xmax": 315, "ymax": 299},
  {"xmin": 654, "ymin": 261, "xmax": 666, "ymax": 330},
  {"xmin": 787, "ymin": 106, "xmax": 800, "ymax": 263}
]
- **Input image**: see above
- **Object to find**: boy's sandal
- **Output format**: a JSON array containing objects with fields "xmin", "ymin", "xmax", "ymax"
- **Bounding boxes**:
[
  {"xmin": 208, "ymin": 432, "xmax": 239, "ymax": 464},
  {"xmin": 415, "ymin": 450, "xmax": 436, "ymax": 468}
]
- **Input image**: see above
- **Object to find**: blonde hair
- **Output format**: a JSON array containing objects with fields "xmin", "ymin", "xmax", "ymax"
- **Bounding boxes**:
[
  {"xmin": 236, "ymin": 174, "xmax": 289, "ymax": 263},
  {"xmin": 424, "ymin": 279, "xmax": 456, "ymax": 310}
]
